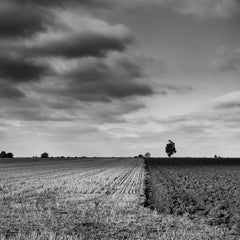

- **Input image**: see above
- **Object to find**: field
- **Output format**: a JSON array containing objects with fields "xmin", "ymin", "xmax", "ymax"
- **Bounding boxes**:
[
  {"xmin": 145, "ymin": 158, "xmax": 240, "ymax": 236},
  {"xmin": 0, "ymin": 157, "xmax": 239, "ymax": 239}
]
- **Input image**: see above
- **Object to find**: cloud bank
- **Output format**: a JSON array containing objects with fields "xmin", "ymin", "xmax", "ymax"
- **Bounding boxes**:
[{"xmin": 0, "ymin": 0, "xmax": 155, "ymax": 126}]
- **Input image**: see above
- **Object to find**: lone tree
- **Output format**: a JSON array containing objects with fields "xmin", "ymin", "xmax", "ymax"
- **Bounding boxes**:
[
  {"xmin": 41, "ymin": 152, "xmax": 49, "ymax": 158},
  {"xmin": 165, "ymin": 140, "xmax": 176, "ymax": 157}
]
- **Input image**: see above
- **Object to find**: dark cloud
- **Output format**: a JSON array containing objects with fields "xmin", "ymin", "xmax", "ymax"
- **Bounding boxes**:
[
  {"xmin": 0, "ymin": 0, "xmax": 153, "ymax": 126},
  {"xmin": 0, "ymin": 83, "xmax": 25, "ymax": 99},
  {"xmin": 0, "ymin": 1, "xmax": 133, "ymax": 86},
  {"xmin": 42, "ymin": 79, "xmax": 153, "ymax": 103},
  {"xmin": 0, "ymin": 56, "xmax": 49, "ymax": 82},
  {"xmin": 0, "ymin": 95, "xmax": 145, "ymax": 123},
  {"xmin": 26, "ymin": 27, "xmax": 133, "ymax": 59},
  {"xmin": 65, "ymin": 56, "xmax": 143, "ymax": 82},
  {"xmin": 0, "ymin": 5, "xmax": 52, "ymax": 39},
  {"xmin": 0, "ymin": 0, "xmax": 109, "ymax": 41},
  {"xmin": 6, "ymin": 0, "xmax": 108, "ymax": 8},
  {"xmin": 59, "ymin": 83, "xmax": 152, "ymax": 102},
  {"xmin": 46, "ymin": 55, "xmax": 154, "ymax": 102},
  {"xmin": 44, "ymin": 95, "xmax": 147, "ymax": 123}
]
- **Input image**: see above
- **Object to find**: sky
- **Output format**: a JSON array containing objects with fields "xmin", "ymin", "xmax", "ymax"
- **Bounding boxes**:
[{"xmin": 0, "ymin": 0, "xmax": 240, "ymax": 157}]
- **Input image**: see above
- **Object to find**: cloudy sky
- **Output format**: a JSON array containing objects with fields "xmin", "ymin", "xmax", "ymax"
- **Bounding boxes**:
[{"xmin": 0, "ymin": 0, "xmax": 240, "ymax": 157}]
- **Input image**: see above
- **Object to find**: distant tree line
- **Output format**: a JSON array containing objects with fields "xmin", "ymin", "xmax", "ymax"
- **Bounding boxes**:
[
  {"xmin": 0, "ymin": 151, "xmax": 14, "ymax": 158},
  {"xmin": 134, "ymin": 140, "xmax": 177, "ymax": 158},
  {"xmin": 134, "ymin": 153, "xmax": 151, "ymax": 158}
]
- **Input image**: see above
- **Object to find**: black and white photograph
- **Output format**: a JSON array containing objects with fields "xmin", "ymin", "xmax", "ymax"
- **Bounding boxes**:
[{"xmin": 0, "ymin": 0, "xmax": 240, "ymax": 239}]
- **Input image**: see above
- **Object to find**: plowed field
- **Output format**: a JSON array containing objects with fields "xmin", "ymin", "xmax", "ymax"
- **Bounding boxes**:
[
  {"xmin": 0, "ymin": 157, "xmax": 238, "ymax": 239},
  {"xmin": 145, "ymin": 158, "xmax": 240, "ymax": 236}
]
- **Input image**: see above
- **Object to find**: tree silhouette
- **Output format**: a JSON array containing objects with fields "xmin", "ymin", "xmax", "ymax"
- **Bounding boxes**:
[
  {"xmin": 41, "ymin": 152, "xmax": 49, "ymax": 158},
  {"xmin": 6, "ymin": 152, "xmax": 14, "ymax": 158},
  {"xmin": 0, "ymin": 151, "xmax": 14, "ymax": 158},
  {"xmin": 0, "ymin": 151, "xmax": 7, "ymax": 158},
  {"xmin": 165, "ymin": 140, "xmax": 177, "ymax": 157}
]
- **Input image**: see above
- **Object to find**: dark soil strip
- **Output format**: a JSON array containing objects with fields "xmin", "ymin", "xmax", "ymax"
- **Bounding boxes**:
[
  {"xmin": 142, "ymin": 158, "xmax": 240, "ymax": 236},
  {"xmin": 142, "ymin": 158, "xmax": 154, "ymax": 210}
]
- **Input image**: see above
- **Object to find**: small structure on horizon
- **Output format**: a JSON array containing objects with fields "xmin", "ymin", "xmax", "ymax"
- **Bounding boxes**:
[{"xmin": 144, "ymin": 152, "xmax": 151, "ymax": 158}]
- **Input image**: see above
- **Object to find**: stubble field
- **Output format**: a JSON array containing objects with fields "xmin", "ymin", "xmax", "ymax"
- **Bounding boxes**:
[{"xmin": 0, "ymin": 157, "xmax": 239, "ymax": 239}]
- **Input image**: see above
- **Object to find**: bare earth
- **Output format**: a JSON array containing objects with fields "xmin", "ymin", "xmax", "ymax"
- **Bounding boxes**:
[{"xmin": 0, "ymin": 158, "xmax": 238, "ymax": 239}]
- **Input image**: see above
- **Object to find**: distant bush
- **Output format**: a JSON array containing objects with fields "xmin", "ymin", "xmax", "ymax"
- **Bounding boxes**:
[
  {"xmin": 0, "ymin": 151, "xmax": 14, "ymax": 158},
  {"xmin": 41, "ymin": 152, "xmax": 49, "ymax": 158},
  {"xmin": 145, "ymin": 152, "xmax": 151, "ymax": 158},
  {"xmin": 0, "ymin": 151, "xmax": 7, "ymax": 158},
  {"xmin": 6, "ymin": 152, "xmax": 14, "ymax": 158}
]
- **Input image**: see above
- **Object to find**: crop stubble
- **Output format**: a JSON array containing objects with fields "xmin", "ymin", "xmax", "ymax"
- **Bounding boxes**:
[{"xmin": 0, "ymin": 157, "xmax": 237, "ymax": 239}]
